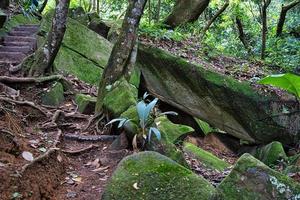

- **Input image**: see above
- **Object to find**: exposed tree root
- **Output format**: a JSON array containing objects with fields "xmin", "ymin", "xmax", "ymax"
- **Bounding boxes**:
[
  {"xmin": 0, "ymin": 96, "xmax": 50, "ymax": 117},
  {"xmin": 0, "ymin": 83, "xmax": 19, "ymax": 97},
  {"xmin": 64, "ymin": 134, "xmax": 118, "ymax": 142},
  {"xmin": 61, "ymin": 144, "xmax": 99, "ymax": 155}
]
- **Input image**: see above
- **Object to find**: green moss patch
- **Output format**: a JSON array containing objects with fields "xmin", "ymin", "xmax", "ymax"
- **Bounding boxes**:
[
  {"xmin": 156, "ymin": 116, "xmax": 194, "ymax": 144},
  {"xmin": 103, "ymin": 78, "xmax": 137, "ymax": 117},
  {"xmin": 55, "ymin": 47, "xmax": 102, "ymax": 85},
  {"xmin": 218, "ymin": 153, "xmax": 300, "ymax": 199},
  {"xmin": 75, "ymin": 93, "xmax": 97, "ymax": 114},
  {"xmin": 102, "ymin": 151, "xmax": 216, "ymax": 200},
  {"xmin": 183, "ymin": 142, "xmax": 229, "ymax": 171},
  {"xmin": 41, "ymin": 82, "xmax": 64, "ymax": 106},
  {"xmin": 254, "ymin": 141, "xmax": 287, "ymax": 166}
]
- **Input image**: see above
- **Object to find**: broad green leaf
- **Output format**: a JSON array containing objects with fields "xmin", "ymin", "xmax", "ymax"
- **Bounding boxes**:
[{"xmin": 258, "ymin": 73, "xmax": 300, "ymax": 98}]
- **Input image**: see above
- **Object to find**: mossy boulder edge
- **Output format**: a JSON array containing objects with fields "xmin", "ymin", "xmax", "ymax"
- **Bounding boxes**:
[{"xmin": 102, "ymin": 151, "xmax": 217, "ymax": 200}]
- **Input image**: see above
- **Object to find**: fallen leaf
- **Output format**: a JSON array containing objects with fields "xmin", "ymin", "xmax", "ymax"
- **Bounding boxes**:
[
  {"xmin": 133, "ymin": 182, "xmax": 139, "ymax": 190},
  {"xmin": 72, "ymin": 177, "xmax": 82, "ymax": 183},
  {"xmin": 22, "ymin": 151, "xmax": 34, "ymax": 161},
  {"xmin": 92, "ymin": 166, "xmax": 109, "ymax": 172},
  {"xmin": 57, "ymin": 155, "xmax": 63, "ymax": 162},
  {"xmin": 39, "ymin": 147, "xmax": 47, "ymax": 153}
]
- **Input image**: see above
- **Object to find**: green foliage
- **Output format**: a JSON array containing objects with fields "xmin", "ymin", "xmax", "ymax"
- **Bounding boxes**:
[
  {"xmin": 259, "ymin": 73, "xmax": 300, "ymax": 98},
  {"xmin": 139, "ymin": 23, "xmax": 187, "ymax": 41},
  {"xmin": 107, "ymin": 93, "xmax": 177, "ymax": 149}
]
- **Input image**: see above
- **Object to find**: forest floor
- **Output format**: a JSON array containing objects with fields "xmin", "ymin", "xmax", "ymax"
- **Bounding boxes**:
[
  {"xmin": 0, "ymin": 24, "xmax": 299, "ymax": 199},
  {"xmin": 0, "ymin": 72, "xmax": 240, "ymax": 199}
]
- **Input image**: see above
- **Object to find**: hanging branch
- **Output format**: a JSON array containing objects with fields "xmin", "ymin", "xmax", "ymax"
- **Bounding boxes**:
[
  {"xmin": 276, "ymin": 0, "xmax": 300, "ymax": 37},
  {"xmin": 202, "ymin": 1, "xmax": 229, "ymax": 37}
]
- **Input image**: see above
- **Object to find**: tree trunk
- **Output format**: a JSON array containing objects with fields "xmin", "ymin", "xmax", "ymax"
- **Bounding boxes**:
[
  {"xmin": 96, "ymin": 0, "xmax": 100, "ymax": 13},
  {"xmin": 202, "ymin": 1, "xmax": 229, "ymax": 37},
  {"xmin": 261, "ymin": 0, "xmax": 271, "ymax": 60},
  {"xmin": 29, "ymin": 0, "xmax": 70, "ymax": 76},
  {"xmin": 164, "ymin": 0, "xmax": 210, "ymax": 28},
  {"xmin": 0, "ymin": 0, "xmax": 9, "ymax": 9},
  {"xmin": 95, "ymin": 0, "xmax": 147, "ymax": 113},
  {"xmin": 236, "ymin": 17, "xmax": 252, "ymax": 55},
  {"xmin": 276, "ymin": 0, "xmax": 300, "ymax": 37},
  {"xmin": 155, "ymin": 0, "xmax": 161, "ymax": 22}
]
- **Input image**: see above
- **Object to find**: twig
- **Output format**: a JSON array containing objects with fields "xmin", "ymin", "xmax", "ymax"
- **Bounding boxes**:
[
  {"xmin": 0, "ymin": 96, "xmax": 50, "ymax": 116},
  {"xmin": 64, "ymin": 133, "xmax": 118, "ymax": 142},
  {"xmin": 83, "ymin": 111, "xmax": 104, "ymax": 131},
  {"xmin": 61, "ymin": 144, "xmax": 99, "ymax": 155}
]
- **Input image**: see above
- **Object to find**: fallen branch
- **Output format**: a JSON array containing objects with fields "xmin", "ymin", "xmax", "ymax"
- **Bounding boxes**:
[
  {"xmin": 0, "ymin": 75, "xmax": 65, "ymax": 84},
  {"xmin": 61, "ymin": 144, "xmax": 99, "ymax": 155},
  {"xmin": 64, "ymin": 134, "xmax": 118, "ymax": 142},
  {"xmin": 20, "ymin": 129, "xmax": 63, "ymax": 174},
  {"xmin": 0, "ymin": 97, "xmax": 50, "ymax": 117}
]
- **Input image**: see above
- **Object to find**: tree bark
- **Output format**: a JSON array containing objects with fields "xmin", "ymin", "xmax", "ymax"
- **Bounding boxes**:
[
  {"xmin": 155, "ymin": 0, "xmax": 161, "ymax": 22},
  {"xmin": 95, "ymin": 0, "xmax": 147, "ymax": 113},
  {"xmin": 202, "ymin": 1, "xmax": 229, "ymax": 37},
  {"xmin": 236, "ymin": 17, "xmax": 252, "ymax": 55},
  {"xmin": 29, "ymin": 0, "xmax": 70, "ymax": 76},
  {"xmin": 164, "ymin": 0, "xmax": 210, "ymax": 28},
  {"xmin": 276, "ymin": 0, "xmax": 300, "ymax": 37},
  {"xmin": 0, "ymin": 0, "xmax": 9, "ymax": 9},
  {"xmin": 261, "ymin": 0, "xmax": 271, "ymax": 60}
]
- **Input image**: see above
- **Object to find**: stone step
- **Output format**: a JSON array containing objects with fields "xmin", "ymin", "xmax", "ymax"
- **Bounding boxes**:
[
  {"xmin": 13, "ymin": 26, "xmax": 39, "ymax": 33},
  {"xmin": 4, "ymin": 36, "xmax": 36, "ymax": 43},
  {"xmin": 3, "ymin": 41, "xmax": 36, "ymax": 49},
  {"xmin": 0, "ymin": 52, "xmax": 26, "ymax": 63},
  {"xmin": 8, "ymin": 30, "xmax": 35, "ymax": 37},
  {"xmin": 0, "ymin": 46, "xmax": 32, "ymax": 54}
]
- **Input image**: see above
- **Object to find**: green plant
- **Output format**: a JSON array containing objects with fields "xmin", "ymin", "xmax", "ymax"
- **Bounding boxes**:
[
  {"xmin": 107, "ymin": 92, "xmax": 177, "ymax": 149},
  {"xmin": 258, "ymin": 73, "xmax": 300, "ymax": 98}
]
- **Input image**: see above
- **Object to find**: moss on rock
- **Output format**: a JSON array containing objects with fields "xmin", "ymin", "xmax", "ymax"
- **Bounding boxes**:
[
  {"xmin": 55, "ymin": 47, "xmax": 102, "ymax": 85},
  {"xmin": 183, "ymin": 142, "xmax": 230, "ymax": 171},
  {"xmin": 254, "ymin": 141, "xmax": 287, "ymax": 166},
  {"xmin": 218, "ymin": 153, "xmax": 300, "ymax": 200},
  {"xmin": 41, "ymin": 82, "xmax": 64, "ymax": 106},
  {"xmin": 75, "ymin": 93, "xmax": 96, "ymax": 114},
  {"xmin": 103, "ymin": 78, "xmax": 137, "ymax": 117},
  {"xmin": 102, "ymin": 151, "xmax": 217, "ymax": 200},
  {"xmin": 156, "ymin": 116, "xmax": 194, "ymax": 144}
]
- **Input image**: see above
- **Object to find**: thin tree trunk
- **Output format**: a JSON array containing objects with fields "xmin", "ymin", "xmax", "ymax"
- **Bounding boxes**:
[
  {"xmin": 276, "ymin": 0, "xmax": 300, "ymax": 37},
  {"xmin": 148, "ymin": 0, "xmax": 151, "ymax": 24},
  {"xmin": 95, "ymin": 0, "xmax": 147, "ymax": 113},
  {"xmin": 202, "ymin": 1, "xmax": 229, "ymax": 37},
  {"xmin": 236, "ymin": 17, "xmax": 252, "ymax": 55},
  {"xmin": 164, "ymin": 0, "xmax": 210, "ymax": 28},
  {"xmin": 261, "ymin": 0, "xmax": 271, "ymax": 60},
  {"xmin": 96, "ymin": 0, "xmax": 100, "ymax": 13},
  {"xmin": 29, "ymin": 0, "xmax": 70, "ymax": 76},
  {"xmin": 0, "ymin": 0, "xmax": 9, "ymax": 9},
  {"xmin": 155, "ymin": 0, "xmax": 161, "ymax": 22},
  {"xmin": 38, "ymin": 0, "xmax": 48, "ymax": 14}
]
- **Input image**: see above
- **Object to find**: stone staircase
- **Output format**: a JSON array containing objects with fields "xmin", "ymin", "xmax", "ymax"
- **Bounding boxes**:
[{"xmin": 0, "ymin": 24, "xmax": 39, "ymax": 68}]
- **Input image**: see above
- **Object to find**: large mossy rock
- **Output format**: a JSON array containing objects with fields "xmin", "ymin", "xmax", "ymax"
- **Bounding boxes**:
[
  {"xmin": 218, "ymin": 153, "xmax": 300, "ymax": 199},
  {"xmin": 102, "ymin": 151, "xmax": 217, "ymax": 200},
  {"xmin": 103, "ymin": 78, "xmax": 137, "ymax": 117},
  {"xmin": 183, "ymin": 142, "xmax": 230, "ymax": 171},
  {"xmin": 75, "ymin": 93, "xmax": 96, "ymax": 114},
  {"xmin": 39, "ymin": 12, "xmax": 112, "ymax": 85},
  {"xmin": 41, "ymin": 82, "xmax": 65, "ymax": 106},
  {"xmin": 254, "ymin": 141, "xmax": 287, "ymax": 166},
  {"xmin": 137, "ymin": 44, "xmax": 300, "ymax": 145}
]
